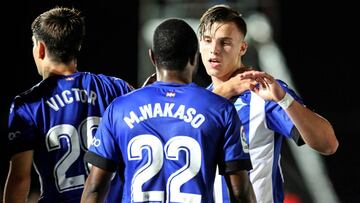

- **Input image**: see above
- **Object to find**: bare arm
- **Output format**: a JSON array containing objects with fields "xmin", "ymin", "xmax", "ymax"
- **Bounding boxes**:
[
  {"xmin": 141, "ymin": 73, "xmax": 157, "ymax": 87},
  {"xmin": 213, "ymin": 70, "xmax": 261, "ymax": 99},
  {"xmin": 282, "ymin": 99, "xmax": 338, "ymax": 154},
  {"xmin": 4, "ymin": 150, "xmax": 33, "ymax": 203},
  {"xmin": 81, "ymin": 166, "xmax": 113, "ymax": 203},
  {"xmin": 253, "ymin": 73, "xmax": 339, "ymax": 155},
  {"xmin": 224, "ymin": 170, "xmax": 256, "ymax": 203}
]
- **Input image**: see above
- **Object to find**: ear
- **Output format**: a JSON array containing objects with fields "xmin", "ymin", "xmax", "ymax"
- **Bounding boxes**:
[
  {"xmin": 239, "ymin": 41, "xmax": 248, "ymax": 56},
  {"xmin": 38, "ymin": 41, "xmax": 46, "ymax": 59},
  {"xmin": 189, "ymin": 51, "xmax": 198, "ymax": 66},
  {"xmin": 148, "ymin": 48, "xmax": 156, "ymax": 67}
]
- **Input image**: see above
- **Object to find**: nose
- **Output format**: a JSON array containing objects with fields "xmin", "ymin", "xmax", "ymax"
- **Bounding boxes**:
[{"xmin": 210, "ymin": 42, "xmax": 219, "ymax": 54}]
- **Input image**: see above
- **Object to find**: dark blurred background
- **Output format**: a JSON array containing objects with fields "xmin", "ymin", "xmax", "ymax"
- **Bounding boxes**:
[{"xmin": 1, "ymin": 0, "xmax": 358, "ymax": 202}]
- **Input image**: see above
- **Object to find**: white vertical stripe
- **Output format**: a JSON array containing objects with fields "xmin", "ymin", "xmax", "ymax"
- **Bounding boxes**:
[
  {"xmin": 248, "ymin": 93, "xmax": 275, "ymax": 203},
  {"xmin": 213, "ymin": 166, "xmax": 223, "ymax": 203},
  {"xmin": 247, "ymin": 12, "xmax": 339, "ymax": 203}
]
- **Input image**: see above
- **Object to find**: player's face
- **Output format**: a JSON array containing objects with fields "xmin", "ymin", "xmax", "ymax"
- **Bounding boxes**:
[{"xmin": 199, "ymin": 21, "xmax": 247, "ymax": 82}]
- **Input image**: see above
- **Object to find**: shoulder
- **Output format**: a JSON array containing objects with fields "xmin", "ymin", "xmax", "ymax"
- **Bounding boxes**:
[
  {"xmin": 112, "ymin": 85, "xmax": 148, "ymax": 101},
  {"xmin": 12, "ymin": 79, "xmax": 49, "ymax": 107},
  {"xmin": 79, "ymin": 72, "xmax": 134, "ymax": 93},
  {"xmin": 96, "ymin": 73, "xmax": 127, "ymax": 83},
  {"xmin": 79, "ymin": 72, "xmax": 124, "ymax": 83},
  {"xmin": 96, "ymin": 73, "xmax": 134, "ymax": 89},
  {"xmin": 190, "ymin": 85, "xmax": 237, "ymax": 113},
  {"xmin": 198, "ymin": 85, "xmax": 234, "ymax": 104},
  {"xmin": 205, "ymin": 83, "xmax": 242, "ymax": 104}
]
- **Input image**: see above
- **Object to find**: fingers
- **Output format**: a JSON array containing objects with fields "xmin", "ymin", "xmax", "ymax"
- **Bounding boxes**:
[
  {"xmin": 238, "ymin": 70, "xmax": 259, "ymax": 79},
  {"xmin": 230, "ymin": 70, "xmax": 278, "ymax": 95},
  {"xmin": 248, "ymin": 82, "xmax": 258, "ymax": 92},
  {"xmin": 238, "ymin": 71, "xmax": 273, "ymax": 85},
  {"xmin": 256, "ymin": 77, "xmax": 267, "ymax": 89}
]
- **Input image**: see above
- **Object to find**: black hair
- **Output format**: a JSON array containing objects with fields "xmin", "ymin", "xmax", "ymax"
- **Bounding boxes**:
[{"xmin": 152, "ymin": 18, "xmax": 198, "ymax": 71}]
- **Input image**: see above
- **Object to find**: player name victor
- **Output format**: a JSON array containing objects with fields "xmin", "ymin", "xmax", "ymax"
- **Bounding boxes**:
[
  {"xmin": 46, "ymin": 88, "xmax": 97, "ymax": 111},
  {"xmin": 124, "ymin": 102, "xmax": 206, "ymax": 129}
]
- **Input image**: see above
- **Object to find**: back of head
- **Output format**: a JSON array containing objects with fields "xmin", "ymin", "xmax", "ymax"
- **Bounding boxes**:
[
  {"xmin": 31, "ymin": 7, "xmax": 85, "ymax": 63},
  {"xmin": 198, "ymin": 4, "xmax": 247, "ymax": 39},
  {"xmin": 152, "ymin": 18, "xmax": 198, "ymax": 71}
]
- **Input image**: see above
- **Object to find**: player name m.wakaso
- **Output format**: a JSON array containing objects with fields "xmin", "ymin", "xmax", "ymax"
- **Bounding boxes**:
[{"xmin": 124, "ymin": 102, "xmax": 205, "ymax": 129}]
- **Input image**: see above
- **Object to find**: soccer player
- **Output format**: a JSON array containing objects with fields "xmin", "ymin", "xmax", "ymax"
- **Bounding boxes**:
[
  {"xmin": 81, "ymin": 18, "xmax": 256, "ymax": 203},
  {"xmin": 198, "ymin": 4, "xmax": 339, "ymax": 203},
  {"xmin": 3, "ymin": 7, "xmax": 133, "ymax": 203}
]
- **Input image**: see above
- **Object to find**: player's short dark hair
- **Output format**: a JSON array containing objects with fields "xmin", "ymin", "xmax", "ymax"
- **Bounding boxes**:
[
  {"xmin": 198, "ymin": 4, "xmax": 247, "ymax": 39},
  {"xmin": 31, "ymin": 7, "xmax": 85, "ymax": 63},
  {"xmin": 152, "ymin": 18, "xmax": 198, "ymax": 71}
]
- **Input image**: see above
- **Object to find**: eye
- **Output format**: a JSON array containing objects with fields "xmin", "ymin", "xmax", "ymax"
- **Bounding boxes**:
[
  {"xmin": 221, "ymin": 40, "xmax": 231, "ymax": 46},
  {"xmin": 203, "ymin": 37, "xmax": 212, "ymax": 43}
]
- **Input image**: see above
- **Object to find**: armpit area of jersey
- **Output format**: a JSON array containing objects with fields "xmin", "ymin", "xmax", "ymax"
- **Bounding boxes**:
[
  {"xmin": 84, "ymin": 151, "xmax": 117, "ymax": 172},
  {"xmin": 219, "ymin": 159, "xmax": 253, "ymax": 175},
  {"xmin": 291, "ymin": 126, "xmax": 305, "ymax": 146}
]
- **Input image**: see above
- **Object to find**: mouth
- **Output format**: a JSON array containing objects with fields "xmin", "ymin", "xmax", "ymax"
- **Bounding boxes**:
[{"xmin": 209, "ymin": 58, "xmax": 221, "ymax": 68}]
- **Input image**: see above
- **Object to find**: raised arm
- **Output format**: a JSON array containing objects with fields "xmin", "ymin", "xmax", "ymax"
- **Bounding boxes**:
[
  {"xmin": 212, "ymin": 70, "xmax": 261, "ymax": 99},
  {"xmin": 224, "ymin": 170, "xmax": 256, "ymax": 203},
  {"xmin": 253, "ymin": 72, "xmax": 339, "ymax": 155},
  {"xmin": 4, "ymin": 150, "xmax": 33, "ymax": 203},
  {"xmin": 81, "ymin": 166, "xmax": 113, "ymax": 203}
]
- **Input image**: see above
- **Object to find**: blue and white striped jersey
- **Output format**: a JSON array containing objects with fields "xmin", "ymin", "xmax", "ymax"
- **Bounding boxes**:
[
  {"xmin": 86, "ymin": 81, "xmax": 252, "ymax": 203},
  {"xmin": 210, "ymin": 80, "xmax": 304, "ymax": 203},
  {"xmin": 6, "ymin": 72, "xmax": 132, "ymax": 203}
]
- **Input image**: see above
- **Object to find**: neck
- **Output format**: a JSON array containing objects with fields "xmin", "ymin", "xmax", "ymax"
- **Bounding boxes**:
[
  {"xmin": 156, "ymin": 69, "xmax": 192, "ymax": 84},
  {"xmin": 211, "ymin": 66, "xmax": 249, "ymax": 87},
  {"xmin": 42, "ymin": 60, "xmax": 78, "ymax": 79}
]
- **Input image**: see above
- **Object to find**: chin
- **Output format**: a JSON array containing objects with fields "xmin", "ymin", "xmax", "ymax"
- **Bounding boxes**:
[{"xmin": 205, "ymin": 68, "xmax": 219, "ymax": 76}]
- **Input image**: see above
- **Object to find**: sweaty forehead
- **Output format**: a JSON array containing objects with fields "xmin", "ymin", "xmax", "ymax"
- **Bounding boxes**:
[{"xmin": 204, "ymin": 21, "xmax": 243, "ymax": 40}]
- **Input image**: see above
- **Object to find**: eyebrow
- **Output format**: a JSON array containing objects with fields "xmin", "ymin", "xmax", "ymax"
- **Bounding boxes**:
[
  {"xmin": 219, "ymin": 37, "xmax": 233, "ymax": 41},
  {"xmin": 202, "ymin": 34, "xmax": 233, "ymax": 41}
]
